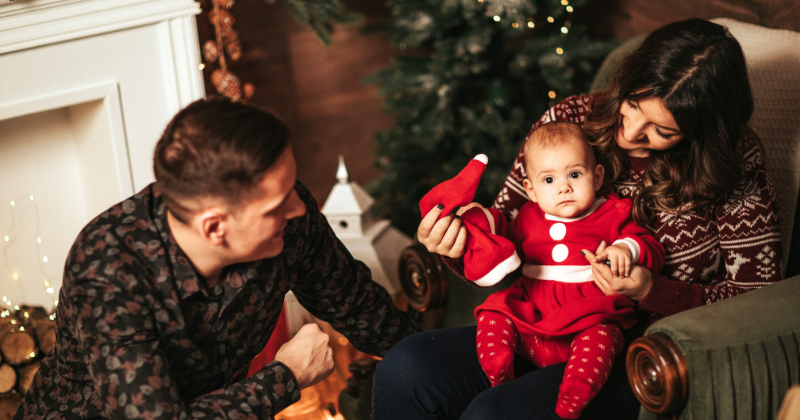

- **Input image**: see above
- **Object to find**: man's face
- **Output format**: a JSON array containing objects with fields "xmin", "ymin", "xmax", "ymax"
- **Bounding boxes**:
[
  {"xmin": 225, "ymin": 146, "xmax": 306, "ymax": 262},
  {"xmin": 522, "ymin": 141, "xmax": 603, "ymax": 218}
]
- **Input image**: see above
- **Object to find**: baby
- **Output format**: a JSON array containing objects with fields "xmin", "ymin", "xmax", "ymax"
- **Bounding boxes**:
[{"xmin": 419, "ymin": 121, "xmax": 665, "ymax": 419}]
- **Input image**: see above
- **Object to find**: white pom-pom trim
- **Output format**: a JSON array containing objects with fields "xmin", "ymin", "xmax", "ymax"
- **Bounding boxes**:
[{"xmin": 473, "ymin": 154, "xmax": 488, "ymax": 165}]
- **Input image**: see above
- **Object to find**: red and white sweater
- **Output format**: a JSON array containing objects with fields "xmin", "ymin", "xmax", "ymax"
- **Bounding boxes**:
[{"xmin": 447, "ymin": 95, "xmax": 784, "ymax": 330}]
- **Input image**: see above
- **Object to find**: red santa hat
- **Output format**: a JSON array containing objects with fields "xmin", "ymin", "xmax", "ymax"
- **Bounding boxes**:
[{"xmin": 419, "ymin": 154, "xmax": 520, "ymax": 286}]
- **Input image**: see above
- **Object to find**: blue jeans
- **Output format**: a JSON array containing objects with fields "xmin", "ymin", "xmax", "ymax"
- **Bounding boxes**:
[{"xmin": 372, "ymin": 326, "xmax": 641, "ymax": 419}]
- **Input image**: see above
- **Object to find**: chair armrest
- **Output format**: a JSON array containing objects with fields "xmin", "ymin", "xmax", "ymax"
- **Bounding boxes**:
[
  {"xmin": 626, "ymin": 276, "xmax": 800, "ymax": 420},
  {"xmin": 626, "ymin": 332, "xmax": 688, "ymax": 416},
  {"xmin": 398, "ymin": 243, "xmax": 449, "ymax": 312}
]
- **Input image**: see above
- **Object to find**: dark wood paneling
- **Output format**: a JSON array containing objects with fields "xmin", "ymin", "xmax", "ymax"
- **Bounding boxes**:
[{"xmin": 197, "ymin": 0, "xmax": 393, "ymax": 204}]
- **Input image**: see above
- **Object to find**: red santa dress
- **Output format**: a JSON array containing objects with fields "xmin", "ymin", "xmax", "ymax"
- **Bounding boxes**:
[{"xmin": 471, "ymin": 193, "xmax": 665, "ymax": 418}]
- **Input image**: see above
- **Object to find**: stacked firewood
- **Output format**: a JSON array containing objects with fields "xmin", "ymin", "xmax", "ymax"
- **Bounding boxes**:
[{"xmin": 0, "ymin": 306, "xmax": 55, "ymax": 420}]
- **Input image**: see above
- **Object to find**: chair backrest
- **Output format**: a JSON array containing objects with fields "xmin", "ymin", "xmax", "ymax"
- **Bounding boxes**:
[{"xmin": 591, "ymin": 19, "xmax": 800, "ymax": 277}]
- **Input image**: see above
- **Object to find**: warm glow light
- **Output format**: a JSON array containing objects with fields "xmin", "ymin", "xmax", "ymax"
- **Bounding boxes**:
[
  {"xmin": 547, "ymin": 16, "xmax": 554, "ymax": 23},
  {"xmin": 512, "ymin": 22, "xmax": 519, "ymax": 28},
  {"xmin": 549, "ymin": 91, "xmax": 556, "ymax": 98},
  {"xmin": 29, "ymin": 352, "xmax": 36, "ymax": 358},
  {"xmin": 46, "ymin": 287, "xmax": 55, "ymax": 294},
  {"xmin": 493, "ymin": 15, "xmax": 501, "ymax": 22},
  {"xmin": 338, "ymin": 337, "xmax": 349, "ymax": 346},
  {"xmin": 37, "ymin": 237, "xmax": 41, "ymax": 243},
  {"xmin": 29, "ymin": 195, "xmax": 34, "ymax": 201},
  {"xmin": 556, "ymin": 48, "xmax": 564, "ymax": 54},
  {"xmin": 566, "ymin": 5, "xmax": 574, "ymax": 12},
  {"xmin": 43, "ymin": 256, "xmax": 48, "ymax": 263},
  {"xmin": 12, "ymin": 273, "xmax": 18, "ymax": 280},
  {"xmin": 14, "ymin": 306, "xmax": 20, "ymax": 311},
  {"xmin": 198, "ymin": 63, "xmax": 205, "ymax": 71},
  {"xmin": 10, "ymin": 201, "xmax": 14, "ymax": 206},
  {"xmin": 561, "ymin": 0, "xmax": 569, "ymax": 4},
  {"xmin": 3, "ymin": 236, "xmax": 8, "ymax": 242},
  {"xmin": 527, "ymin": 22, "xmax": 535, "ymax": 28},
  {"xmin": 561, "ymin": 27, "xmax": 568, "ymax": 33}
]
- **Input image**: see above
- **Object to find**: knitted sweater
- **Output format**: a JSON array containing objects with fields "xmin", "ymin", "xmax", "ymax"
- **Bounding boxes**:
[{"xmin": 446, "ymin": 94, "xmax": 783, "ymax": 331}]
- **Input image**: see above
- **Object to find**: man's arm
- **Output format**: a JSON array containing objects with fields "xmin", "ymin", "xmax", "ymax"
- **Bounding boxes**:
[
  {"xmin": 71, "ymin": 278, "xmax": 301, "ymax": 420},
  {"xmin": 284, "ymin": 182, "xmax": 419, "ymax": 357}
]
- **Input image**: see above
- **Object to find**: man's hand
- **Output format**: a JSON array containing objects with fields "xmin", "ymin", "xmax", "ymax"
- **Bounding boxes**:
[
  {"xmin": 595, "ymin": 243, "xmax": 632, "ymax": 278},
  {"xmin": 274, "ymin": 323, "xmax": 334, "ymax": 390}
]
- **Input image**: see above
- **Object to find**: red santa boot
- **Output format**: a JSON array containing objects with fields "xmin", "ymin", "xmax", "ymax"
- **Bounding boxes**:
[
  {"xmin": 419, "ymin": 154, "xmax": 488, "ymax": 221},
  {"xmin": 460, "ymin": 206, "xmax": 521, "ymax": 286}
]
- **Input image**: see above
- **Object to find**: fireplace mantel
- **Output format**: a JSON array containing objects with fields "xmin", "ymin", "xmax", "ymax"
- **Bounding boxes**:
[{"xmin": 0, "ymin": 0, "xmax": 204, "ymax": 311}]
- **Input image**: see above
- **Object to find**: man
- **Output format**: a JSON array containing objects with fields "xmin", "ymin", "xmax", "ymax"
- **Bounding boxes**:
[{"xmin": 14, "ymin": 98, "xmax": 418, "ymax": 420}]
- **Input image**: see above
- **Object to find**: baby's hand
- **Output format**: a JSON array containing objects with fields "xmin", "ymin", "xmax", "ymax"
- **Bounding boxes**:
[{"xmin": 596, "ymin": 243, "xmax": 632, "ymax": 278}]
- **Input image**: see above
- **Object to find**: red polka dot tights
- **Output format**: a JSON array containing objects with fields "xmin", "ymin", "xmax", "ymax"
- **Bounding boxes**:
[{"xmin": 476, "ymin": 311, "xmax": 624, "ymax": 419}]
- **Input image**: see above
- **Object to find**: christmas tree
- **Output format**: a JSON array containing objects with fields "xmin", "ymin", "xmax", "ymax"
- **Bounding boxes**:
[{"xmin": 365, "ymin": 0, "xmax": 617, "ymax": 235}]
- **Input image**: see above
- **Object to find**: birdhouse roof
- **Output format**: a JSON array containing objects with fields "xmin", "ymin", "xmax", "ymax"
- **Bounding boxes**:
[{"xmin": 321, "ymin": 181, "xmax": 374, "ymax": 215}]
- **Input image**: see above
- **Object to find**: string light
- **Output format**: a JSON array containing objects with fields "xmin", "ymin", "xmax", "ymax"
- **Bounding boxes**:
[
  {"xmin": 566, "ymin": 5, "xmax": 573, "ymax": 12},
  {"xmin": 556, "ymin": 48, "xmax": 564, "ymax": 54},
  {"xmin": 549, "ymin": 91, "xmax": 557, "ymax": 99},
  {"xmin": 493, "ymin": 15, "xmax": 501, "ymax": 22},
  {"xmin": 547, "ymin": 16, "xmax": 554, "ymax": 23},
  {"xmin": 198, "ymin": 63, "xmax": 205, "ymax": 71},
  {"xmin": 527, "ymin": 21, "xmax": 534, "ymax": 28},
  {"xmin": 512, "ymin": 22, "xmax": 519, "ymax": 28},
  {"xmin": 2, "ymin": 194, "xmax": 59, "ymax": 310},
  {"xmin": 561, "ymin": 27, "xmax": 569, "ymax": 34}
]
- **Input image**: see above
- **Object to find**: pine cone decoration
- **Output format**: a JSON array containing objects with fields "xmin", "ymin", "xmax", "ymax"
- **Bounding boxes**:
[
  {"xmin": 211, "ymin": 69, "xmax": 243, "ymax": 102},
  {"xmin": 202, "ymin": 40, "xmax": 219, "ymax": 63},
  {"xmin": 208, "ymin": 8, "xmax": 234, "ymax": 27},
  {"xmin": 225, "ymin": 36, "xmax": 242, "ymax": 61},
  {"xmin": 243, "ymin": 83, "xmax": 255, "ymax": 101}
]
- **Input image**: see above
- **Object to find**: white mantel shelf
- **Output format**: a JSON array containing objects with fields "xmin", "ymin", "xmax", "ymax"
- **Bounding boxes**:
[{"xmin": 0, "ymin": 0, "xmax": 201, "ymax": 55}]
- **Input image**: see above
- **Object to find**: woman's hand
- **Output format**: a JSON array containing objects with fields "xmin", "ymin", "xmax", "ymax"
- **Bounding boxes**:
[
  {"xmin": 418, "ymin": 204, "xmax": 468, "ymax": 258},
  {"xmin": 581, "ymin": 241, "xmax": 653, "ymax": 302}
]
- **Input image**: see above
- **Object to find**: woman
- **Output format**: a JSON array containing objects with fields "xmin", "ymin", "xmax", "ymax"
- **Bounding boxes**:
[{"xmin": 372, "ymin": 18, "xmax": 783, "ymax": 420}]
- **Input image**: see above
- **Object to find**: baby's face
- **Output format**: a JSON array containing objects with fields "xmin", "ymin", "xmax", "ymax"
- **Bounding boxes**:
[{"xmin": 522, "ymin": 141, "xmax": 603, "ymax": 218}]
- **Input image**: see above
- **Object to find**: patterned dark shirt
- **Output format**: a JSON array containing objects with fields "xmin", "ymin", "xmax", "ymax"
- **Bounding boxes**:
[{"xmin": 15, "ymin": 181, "xmax": 418, "ymax": 420}]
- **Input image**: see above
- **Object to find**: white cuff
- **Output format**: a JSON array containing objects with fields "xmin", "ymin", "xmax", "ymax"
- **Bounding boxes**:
[{"xmin": 612, "ymin": 238, "xmax": 640, "ymax": 264}]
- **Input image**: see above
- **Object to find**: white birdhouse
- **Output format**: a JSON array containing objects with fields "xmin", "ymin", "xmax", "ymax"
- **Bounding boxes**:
[{"xmin": 284, "ymin": 156, "xmax": 412, "ymax": 335}]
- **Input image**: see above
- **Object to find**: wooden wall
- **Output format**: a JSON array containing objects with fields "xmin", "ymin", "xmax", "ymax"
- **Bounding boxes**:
[
  {"xmin": 197, "ymin": 0, "xmax": 394, "ymax": 204},
  {"xmin": 197, "ymin": 0, "xmax": 800, "ymax": 201}
]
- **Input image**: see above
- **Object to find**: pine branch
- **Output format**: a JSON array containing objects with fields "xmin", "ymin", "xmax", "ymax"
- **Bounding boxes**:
[{"xmin": 264, "ymin": 0, "xmax": 363, "ymax": 44}]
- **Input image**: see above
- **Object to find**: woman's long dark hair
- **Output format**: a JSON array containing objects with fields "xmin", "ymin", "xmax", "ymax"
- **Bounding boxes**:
[{"xmin": 585, "ymin": 18, "xmax": 754, "ymax": 225}]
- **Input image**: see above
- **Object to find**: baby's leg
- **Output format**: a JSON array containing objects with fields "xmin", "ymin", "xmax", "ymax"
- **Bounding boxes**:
[
  {"xmin": 555, "ymin": 324, "xmax": 624, "ymax": 419},
  {"xmin": 476, "ymin": 311, "xmax": 518, "ymax": 386}
]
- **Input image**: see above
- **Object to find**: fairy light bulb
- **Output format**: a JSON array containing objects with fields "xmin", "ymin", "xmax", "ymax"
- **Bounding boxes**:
[
  {"xmin": 37, "ymin": 237, "xmax": 41, "ymax": 243},
  {"xmin": 547, "ymin": 16, "xmax": 554, "ymax": 23},
  {"xmin": 29, "ymin": 195, "xmax": 34, "ymax": 201},
  {"xmin": 3, "ymin": 236, "xmax": 8, "ymax": 242},
  {"xmin": 566, "ymin": 5, "xmax": 573, "ymax": 12},
  {"xmin": 493, "ymin": 15, "xmax": 501, "ymax": 22},
  {"xmin": 561, "ymin": 27, "xmax": 568, "ymax": 34},
  {"xmin": 43, "ymin": 256, "xmax": 48, "ymax": 263},
  {"xmin": 549, "ymin": 91, "xmax": 556, "ymax": 99},
  {"xmin": 10, "ymin": 201, "xmax": 14, "ymax": 206},
  {"xmin": 12, "ymin": 273, "xmax": 18, "ymax": 280},
  {"xmin": 527, "ymin": 22, "xmax": 534, "ymax": 28},
  {"xmin": 556, "ymin": 48, "xmax": 564, "ymax": 54}
]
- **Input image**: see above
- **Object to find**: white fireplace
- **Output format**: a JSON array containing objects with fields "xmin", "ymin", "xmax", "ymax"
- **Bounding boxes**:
[{"xmin": 0, "ymin": 0, "xmax": 204, "ymax": 311}]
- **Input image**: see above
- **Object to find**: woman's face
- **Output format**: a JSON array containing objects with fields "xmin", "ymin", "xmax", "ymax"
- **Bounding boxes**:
[{"xmin": 617, "ymin": 97, "xmax": 685, "ymax": 157}]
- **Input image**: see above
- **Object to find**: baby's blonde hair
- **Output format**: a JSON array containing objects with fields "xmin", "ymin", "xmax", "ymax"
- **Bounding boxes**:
[{"xmin": 523, "ymin": 121, "xmax": 596, "ymax": 172}]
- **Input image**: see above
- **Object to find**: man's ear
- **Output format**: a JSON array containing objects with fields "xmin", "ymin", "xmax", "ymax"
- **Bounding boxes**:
[
  {"xmin": 197, "ymin": 209, "xmax": 227, "ymax": 246},
  {"xmin": 522, "ymin": 178, "xmax": 538, "ymax": 203},
  {"xmin": 594, "ymin": 163, "xmax": 605, "ymax": 191}
]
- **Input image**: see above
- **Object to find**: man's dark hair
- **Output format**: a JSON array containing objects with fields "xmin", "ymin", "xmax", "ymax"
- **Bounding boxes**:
[{"xmin": 153, "ymin": 97, "xmax": 289, "ymax": 224}]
